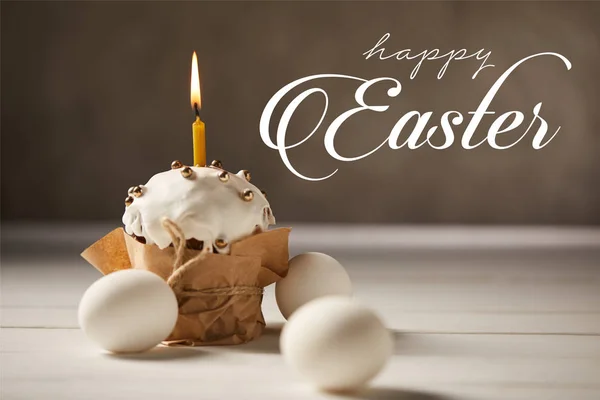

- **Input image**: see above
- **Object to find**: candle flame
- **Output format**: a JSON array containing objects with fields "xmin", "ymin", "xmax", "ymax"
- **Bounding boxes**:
[{"xmin": 190, "ymin": 51, "xmax": 201, "ymax": 110}]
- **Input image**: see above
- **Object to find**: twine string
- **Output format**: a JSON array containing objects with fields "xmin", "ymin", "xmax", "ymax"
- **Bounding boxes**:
[{"xmin": 160, "ymin": 217, "xmax": 263, "ymax": 297}]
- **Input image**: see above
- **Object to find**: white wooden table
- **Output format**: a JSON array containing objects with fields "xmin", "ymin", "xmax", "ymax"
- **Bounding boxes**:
[{"xmin": 2, "ymin": 225, "xmax": 600, "ymax": 400}]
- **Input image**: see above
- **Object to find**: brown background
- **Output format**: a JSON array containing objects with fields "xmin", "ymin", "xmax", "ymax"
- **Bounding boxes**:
[{"xmin": 2, "ymin": 1, "xmax": 599, "ymax": 225}]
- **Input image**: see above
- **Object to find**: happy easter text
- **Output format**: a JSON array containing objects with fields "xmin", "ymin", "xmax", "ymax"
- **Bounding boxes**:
[{"xmin": 259, "ymin": 33, "xmax": 572, "ymax": 181}]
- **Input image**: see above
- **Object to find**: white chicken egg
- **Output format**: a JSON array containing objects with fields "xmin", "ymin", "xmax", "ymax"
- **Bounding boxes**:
[
  {"xmin": 78, "ymin": 269, "xmax": 178, "ymax": 353},
  {"xmin": 275, "ymin": 252, "xmax": 352, "ymax": 319},
  {"xmin": 280, "ymin": 296, "xmax": 393, "ymax": 391}
]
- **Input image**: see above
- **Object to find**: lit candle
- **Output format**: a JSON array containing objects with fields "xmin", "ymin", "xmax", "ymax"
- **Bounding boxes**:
[{"xmin": 190, "ymin": 51, "xmax": 206, "ymax": 166}]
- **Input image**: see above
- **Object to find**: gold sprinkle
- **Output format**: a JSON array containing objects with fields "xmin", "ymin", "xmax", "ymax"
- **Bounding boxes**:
[
  {"xmin": 218, "ymin": 171, "xmax": 230, "ymax": 182},
  {"xmin": 132, "ymin": 186, "xmax": 143, "ymax": 197},
  {"xmin": 214, "ymin": 238, "xmax": 228, "ymax": 248},
  {"xmin": 210, "ymin": 160, "xmax": 223, "ymax": 169},
  {"xmin": 239, "ymin": 170, "xmax": 251, "ymax": 182},
  {"xmin": 125, "ymin": 196, "xmax": 134, "ymax": 206},
  {"xmin": 171, "ymin": 160, "xmax": 183, "ymax": 169},
  {"xmin": 181, "ymin": 166, "xmax": 193, "ymax": 178},
  {"xmin": 241, "ymin": 189, "xmax": 254, "ymax": 201}
]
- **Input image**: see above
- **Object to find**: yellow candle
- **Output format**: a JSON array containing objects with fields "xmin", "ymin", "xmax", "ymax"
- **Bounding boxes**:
[
  {"xmin": 190, "ymin": 51, "xmax": 206, "ymax": 166},
  {"xmin": 192, "ymin": 116, "xmax": 205, "ymax": 167}
]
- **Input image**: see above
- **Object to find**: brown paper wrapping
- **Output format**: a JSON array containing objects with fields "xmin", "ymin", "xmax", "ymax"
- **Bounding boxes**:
[{"xmin": 81, "ymin": 224, "xmax": 290, "ymax": 346}]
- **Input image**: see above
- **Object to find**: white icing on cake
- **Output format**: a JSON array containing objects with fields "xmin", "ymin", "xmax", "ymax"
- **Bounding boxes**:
[{"xmin": 122, "ymin": 166, "xmax": 275, "ymax": 252}]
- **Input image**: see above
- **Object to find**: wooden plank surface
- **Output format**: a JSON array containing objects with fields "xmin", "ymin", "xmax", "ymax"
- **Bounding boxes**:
[
  {"xmin": 2, "ymin": 327, "xmax": 600, "ymax": 400},
  {"xmin": 1, "ymin": 228, "xmax": 600, "ymax": 400}
]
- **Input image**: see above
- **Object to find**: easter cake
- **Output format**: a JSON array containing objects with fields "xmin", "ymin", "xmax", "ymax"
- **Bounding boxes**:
[{"xmin": 81, "ymin": 160, "xmax": 289, "ymax": 346}]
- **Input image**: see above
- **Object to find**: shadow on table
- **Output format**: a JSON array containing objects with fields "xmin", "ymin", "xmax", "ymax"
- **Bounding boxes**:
[
  {"xmin": 103, "ymin": 345, "xmax": 210, "ymax": 361},
  {"xmin": 230, "ymin": 327, "xmax": 425, "ymax": 356},
  {"xmin": 231, "ymin": 328, "xmax": 452, "ymax": 399},
  {"xmin": 333, "ymin": 387, "xmax": 451, "ymax": 400},
  {"xmin": 226, "ymin": 323, "xmax": 284, "ymax": 354},
  {"xmin": 232, "ymin": 326, "xmax": 411, "ymax": 356}
]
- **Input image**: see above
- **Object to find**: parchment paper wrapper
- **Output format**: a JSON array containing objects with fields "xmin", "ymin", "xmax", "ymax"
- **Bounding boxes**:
[{"xmin": 81, "ymin": 225, "xmax": 290, "ymax": 346}]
